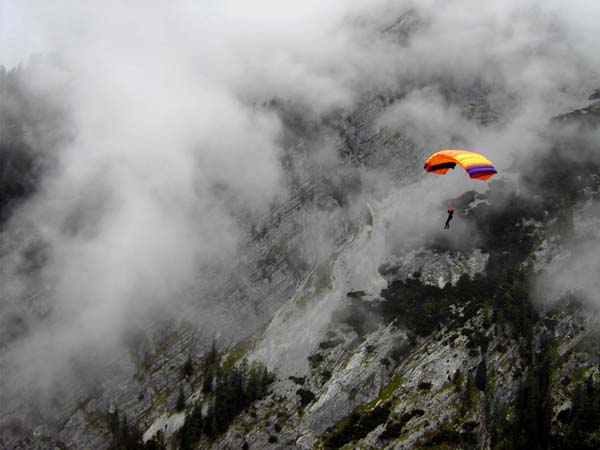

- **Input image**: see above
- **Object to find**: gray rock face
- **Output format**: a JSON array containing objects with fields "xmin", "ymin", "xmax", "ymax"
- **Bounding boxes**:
[
  {"xmin": 210, "ymin": 264, "xmax": 590, "ymax": 450},
  {"xmin": 0, "ymin": 85, "xmax": 432, "ymax": 449},
  {"xmin": 206, "ymin": 145, "xmax": 600, "ymax": 450},
  {"xmin": 554, "ymin": 90, "xmax": 600, "ymax": 126},
  {"xmin": 2, "ymin": 56, "xmax": 581, "ymax": 450},
  {"xmin": 380, "ymin": 248, "xmax": 489, "ymax": 288}
]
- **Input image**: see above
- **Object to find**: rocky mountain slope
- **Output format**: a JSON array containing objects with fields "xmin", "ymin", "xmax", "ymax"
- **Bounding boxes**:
[
  {"xmin": 6, "ymin": 90, "xmax": 597, "ymax": 450},
  {"xmin": 2, "ymin": 38, "xmax": 600, "ymax": 450},
  {"xmin": 137, "ymin": 93, "xmax": 600, "ymax": 450},
  {"xmin": 193, "ymin": 155, "xmax": 600, "ymax": 449}
]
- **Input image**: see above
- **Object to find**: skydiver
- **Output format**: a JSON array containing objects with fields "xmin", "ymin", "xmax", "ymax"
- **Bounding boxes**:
[{"xmin": 444, "ymin": 208, "xmax": 454, "ymax": 229}]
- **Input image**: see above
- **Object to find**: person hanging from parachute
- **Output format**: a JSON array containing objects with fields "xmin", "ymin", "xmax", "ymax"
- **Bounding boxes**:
[
  {"xmin": 423, "ymin": 149, "xmax": 497, "ymax": 229},
  {"xmin": 444, "ymin": 207, "xmax": 454, "ymax": 229}
]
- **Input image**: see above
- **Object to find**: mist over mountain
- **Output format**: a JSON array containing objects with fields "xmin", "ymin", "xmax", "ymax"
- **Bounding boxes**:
[{"xmin": 1, "ymin": 1, "xmax": 600, "ymax": 449}]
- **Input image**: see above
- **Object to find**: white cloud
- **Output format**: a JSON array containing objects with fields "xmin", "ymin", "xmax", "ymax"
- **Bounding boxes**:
[{"xmin": 1, "ymin": 0, "xmax": 600, "ymax": 401}]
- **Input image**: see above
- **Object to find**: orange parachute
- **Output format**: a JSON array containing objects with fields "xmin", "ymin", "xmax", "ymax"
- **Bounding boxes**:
[{"xmin": 424, "ymin": 150, "xmax": 497, "ymax": 181}]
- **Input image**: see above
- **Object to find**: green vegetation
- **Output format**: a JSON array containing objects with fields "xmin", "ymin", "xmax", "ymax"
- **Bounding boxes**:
[
  {"xmin": 324, "ymin": 175, "xmax": 581, "ymax": 448},
  {"xmin": 453, "ymin": 369, "xmax": 464, "ymax": 392},
  {"xmin": 321, "ymin": 369, "xmax": 333, "ymax": 383},
  {"xmin": 573, "ymin": 332, "xmax": 600, "ymax": 360},
  {"xmin": 321, "ymin": 402, "xmax": 392, "ymax": 449},
  {"xmin": 373, "ymin": 180, "xmax": 547, "ymax": 342},
  {"xmin": 415, "ymin": 425, "xmax": 477, "ymax": 450},
  {"xmin": 375, "ymin": 373, "xmax": 404, "ymax": 403},
  {"xmin": 175, "ymin": 387, "xmax": 186, "ymax": 412},
  {"xmin": 106, "ymin": 408, "xmax": 166, "ymax": 450},
  {"xmin": 347, "ymin": 290, "xmax": 367, "ymax": 298},
  {"xmin": 379, "ymin": 409, "xmax": 424, "ymax": 441},
  {"xmin": 379, "ymin": 260, "xmax": 538, "ymax": 340},
  {"xmin": 178, "ymin": 353, "xmax": 274, "ymax": 449},
  {"xmin": 319, "ymin": 339, "xmax": 344, "ymax": 350},
  {"xmin": 201, "ymin": 340, "xmax": 219, "ymax": 394},
  {"xmin": 288, "ymin": 375, "xmax": 306, "ymax": 386},
  {"xmin": 462, "ymin": 371, "xmax": 478, "ymax": 414},
  {"xmin": 83, "ymin": 409, "xmax": 115, "ymax": 433},
  {"xmin": 296, "ymin": 388, "xmax": 316, "ymax": 408},
  {"xmin": 107, "ymin": 101, "xmax": 600, "ymax": 450},
  {"xmin": 489, "ymin": 337, "xmax": 557, "ymax": 450},
  {"xmin": 222, "ymin": 336, "xmax": 256, "ymax": 370},
  {"xmin": 322, "ymin": 102, "xmax": 600, "ymax": 449},
  {"xmin": 307, "ymin": 353, "xmax": 325, "ymax": 368},
  {"xmin": 475, "ymin": 359, "xmax": 487, "ymax": 392},
  {"xmin": 181, "ymin": 356, "xmax": 194, "ymax": 379},
  {"xmin": 552, "ymin": 374, "xmax": 600, "ymax": 449},
  {"xmin": 418, "ymin": 381, "xmax": 432, "ymax": 391}
]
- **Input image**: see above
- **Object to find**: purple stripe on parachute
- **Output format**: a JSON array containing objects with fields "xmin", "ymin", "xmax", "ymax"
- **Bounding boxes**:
[{"xmin": 466, "ymin": 164, "xmax": 497, "ymax": 176}]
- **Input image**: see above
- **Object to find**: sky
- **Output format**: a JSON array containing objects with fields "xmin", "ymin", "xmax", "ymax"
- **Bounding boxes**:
[{"xmin": 1, "ymin": 0, "xmax": 600, "ymax": 421}]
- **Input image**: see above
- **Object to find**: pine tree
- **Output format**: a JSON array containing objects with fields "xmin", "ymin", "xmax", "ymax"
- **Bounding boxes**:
[
  {"xmin": 462, "ymin": 372, "xmax": 477, "ymax": 413},
  {"xmin": 176, "ymin": 386, "xmax": 186, "ymax": 412},
  {"xmin": 182, "ymin": 355, "xmax": 194, "ymax": 378},
  {"xmin": 475, "ymin": 359, "xmax": 487, "ymax": 392},
  {"xmin": 453, "ymin": 369, "xmax": 463, "ymax": 392}
]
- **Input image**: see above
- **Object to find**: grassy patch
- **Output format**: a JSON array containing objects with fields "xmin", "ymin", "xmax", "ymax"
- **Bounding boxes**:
[
  {"xmin": 222, "ymin": 336, "xmax": 256, "ymax": 370},
  {"xmin": 83, "ymin": 409, "xmax": 113, "ymax": 433},
  {"xmin": 377, "ymin": 373, "xmax": 404, "ymax": 403}
]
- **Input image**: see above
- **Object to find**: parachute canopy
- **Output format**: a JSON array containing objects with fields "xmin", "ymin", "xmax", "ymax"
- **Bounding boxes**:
[{"xmin": 424, "ymin": 149, "xmax": 497, "ymax": 181}]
